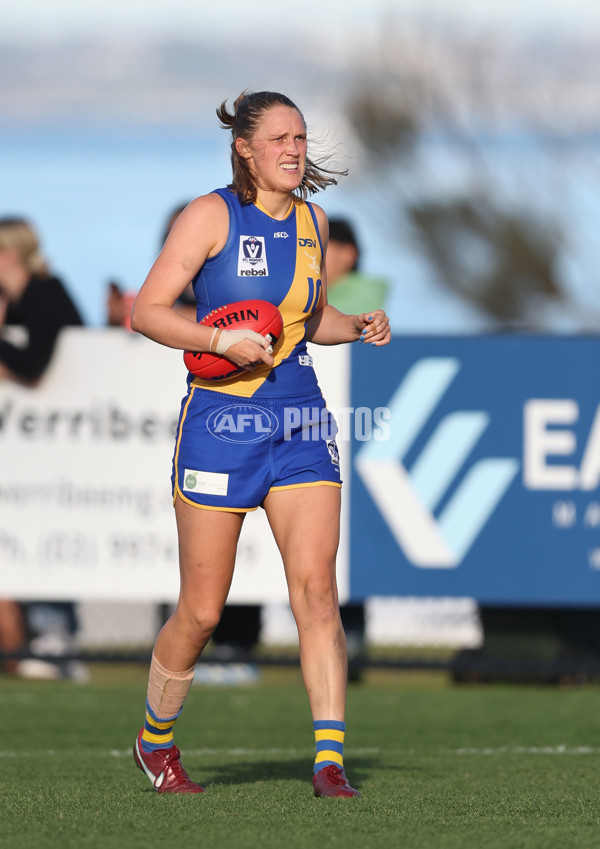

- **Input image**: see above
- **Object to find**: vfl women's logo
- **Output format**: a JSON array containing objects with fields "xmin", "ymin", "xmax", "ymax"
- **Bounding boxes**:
[{"xmin": 238, "ymin": 235, "xmax": 269, "ymax": 277}]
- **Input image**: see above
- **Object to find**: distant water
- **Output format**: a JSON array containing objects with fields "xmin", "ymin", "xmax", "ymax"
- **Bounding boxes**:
[
  {"xmin": 1, "ymin": 126, "xmax": 231, "ymax": 325},
  {"xmin": 0, "ymin": 124, "xmax": 410, "ymax": 327},
  {"xmin": 2, "ymin": 124, "xmax": 598, "ymax": 331}
]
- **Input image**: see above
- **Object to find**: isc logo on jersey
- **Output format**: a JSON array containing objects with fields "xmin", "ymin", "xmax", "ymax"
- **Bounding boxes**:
[{"xmin": 238, "ymin": 235, "xmax": 269, "ymax": 277}]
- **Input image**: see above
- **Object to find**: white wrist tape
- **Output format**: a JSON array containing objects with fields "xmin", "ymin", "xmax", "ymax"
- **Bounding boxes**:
[
  {"xmin": 213, "ymin": 328, "xmax": 268, "ymax": 356},
  {"xmin": 209, "ymin": 327, "xmax": 219, "ymax": 353}
]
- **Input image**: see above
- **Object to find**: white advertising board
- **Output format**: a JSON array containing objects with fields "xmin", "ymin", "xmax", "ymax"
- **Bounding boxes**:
[{"xmin": 0, "ymin": 330, "xmax": 350, "ymax": 603}]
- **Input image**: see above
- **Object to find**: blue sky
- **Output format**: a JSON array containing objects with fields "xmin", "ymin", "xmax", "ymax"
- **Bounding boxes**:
[{"xmin": 4, "ymin": 0, "xmax": 599, "ymax": 39}]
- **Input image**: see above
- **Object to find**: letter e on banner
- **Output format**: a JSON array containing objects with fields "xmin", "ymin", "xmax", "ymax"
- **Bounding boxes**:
[{"xmin": 523, "ymin": 400, "xmax": 578, "ymax": 489}]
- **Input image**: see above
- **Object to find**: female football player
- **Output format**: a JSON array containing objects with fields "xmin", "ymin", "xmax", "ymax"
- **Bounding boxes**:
[{"xmin": 130, "ymin": 90, "xmax": 391, "ymax": 797}]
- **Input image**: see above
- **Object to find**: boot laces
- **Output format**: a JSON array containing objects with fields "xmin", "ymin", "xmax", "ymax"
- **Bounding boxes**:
[
  {"xmin": 163, "ymin": 747, "xmax": 188, "ymax": 777},
  {"xmin": 325, "ymin": 765, "xmax": 346, "ymax": 784}
]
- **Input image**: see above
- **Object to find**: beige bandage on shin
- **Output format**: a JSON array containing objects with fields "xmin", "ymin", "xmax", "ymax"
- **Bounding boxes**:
[{"xmin": 147, "ymin": 652, "xmax": 195, "ymax": 718}]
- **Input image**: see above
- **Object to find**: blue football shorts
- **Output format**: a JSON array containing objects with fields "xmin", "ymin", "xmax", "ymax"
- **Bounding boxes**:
[{"xmin": 171, "ymin": 386, "xmax": 342, "ymax": 511}]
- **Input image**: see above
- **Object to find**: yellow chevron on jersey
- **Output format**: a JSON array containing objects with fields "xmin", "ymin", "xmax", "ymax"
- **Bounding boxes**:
[{"xmin": 190, "ymin": 188, "xmax": 324, "ymax": 399}]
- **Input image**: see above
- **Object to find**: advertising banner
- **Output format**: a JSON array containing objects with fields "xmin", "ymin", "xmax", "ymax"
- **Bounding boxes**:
[
  {"xmin": 5, "ymin": 331, "xmax": 599, "ymax": 606},
  {"xmin": 350, "ymin": 336, "xmax": 600, "ymax": 605}
]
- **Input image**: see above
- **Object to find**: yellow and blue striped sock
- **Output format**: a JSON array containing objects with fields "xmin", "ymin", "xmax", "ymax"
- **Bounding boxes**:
[
  {"xmin": 313, "ymin": 719, "xmax": 345, "ymax": 774},
  {"xmin": 140, "ymin": 700, "xmax": 182, "ymax": 754}
]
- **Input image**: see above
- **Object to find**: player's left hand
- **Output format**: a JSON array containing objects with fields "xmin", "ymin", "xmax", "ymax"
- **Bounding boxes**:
[{"xmin": 356, "ymin": 309, "xmax": 391, "ymax": 346}]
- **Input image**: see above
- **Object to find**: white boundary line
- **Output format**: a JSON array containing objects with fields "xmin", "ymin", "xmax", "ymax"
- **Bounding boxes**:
[
  {"xmin": 1, "ymin": 745, "xmax": 599, "ymax": 759},
  {"xmin": 450, "ymin": 745, "xmax": 600, "ymax": 755}
]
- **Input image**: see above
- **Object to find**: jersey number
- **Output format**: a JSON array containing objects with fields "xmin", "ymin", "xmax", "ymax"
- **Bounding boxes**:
[{"xmin": 303, "ymin": 277, "xmax": 322, "ymax": 313}]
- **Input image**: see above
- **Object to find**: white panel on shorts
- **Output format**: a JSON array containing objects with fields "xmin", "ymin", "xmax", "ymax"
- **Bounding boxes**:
[{"xmin": 183, "ymin": 469, "xmax": 229, "ymax": 496}]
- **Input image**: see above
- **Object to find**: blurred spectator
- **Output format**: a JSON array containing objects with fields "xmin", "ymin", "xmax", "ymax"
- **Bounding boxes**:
[
  {"xmin": 0, "ymin": 218, "xmax": 83, "ymax": 382},
  {"xmin": 326, "ymin": 217, "xmax": 390, "ymax": 681},
  {"xmin": 106, "ymin": 280, "xmax": 136, "ymax": 330},
  {"xmin": 0, "ymin": 600, "xmax": 25, "ymax": 676},
  {"xmin": 0, "ymin": 216, "xmax": 88, "ymax": 681},
  {"xmin": 326, "ymin": 218, "xmax": 389, "ymax": 314}
]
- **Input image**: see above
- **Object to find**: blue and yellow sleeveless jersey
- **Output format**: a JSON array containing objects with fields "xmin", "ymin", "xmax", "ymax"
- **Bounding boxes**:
[{"xmin": 190, "ymin": 188, "xmax": 324, "ymax": 399}]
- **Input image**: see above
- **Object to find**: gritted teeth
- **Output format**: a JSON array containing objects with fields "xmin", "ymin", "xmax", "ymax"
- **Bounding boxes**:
[{"xmin": 281, "ymin": 163, "xmax": 298, "ymax": 171}]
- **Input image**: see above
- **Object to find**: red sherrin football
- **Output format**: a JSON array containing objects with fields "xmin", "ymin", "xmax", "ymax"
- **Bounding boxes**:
[{"xmin": 183, "ymin": 299, "xmax": 284, "ymax": 380}]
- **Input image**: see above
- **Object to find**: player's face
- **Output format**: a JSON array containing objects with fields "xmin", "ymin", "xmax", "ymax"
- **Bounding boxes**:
[{"xmin": 239, "ymin": 105, "xmax": 307, "ymax": 194}]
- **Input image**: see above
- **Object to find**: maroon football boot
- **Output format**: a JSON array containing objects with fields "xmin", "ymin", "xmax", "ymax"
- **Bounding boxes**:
[
  {"xmin": 133, "ymin": 730, "xmax": 205, "ymax": 794},
  {"xmin": 313, "ymin": 765, "xmax": 361, "ymax": 797}
]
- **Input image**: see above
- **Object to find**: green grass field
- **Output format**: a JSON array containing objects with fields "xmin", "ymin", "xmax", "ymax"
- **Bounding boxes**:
[{"xmin": 2, "ymin": 664, "xmax": 600, "ymax": 849}]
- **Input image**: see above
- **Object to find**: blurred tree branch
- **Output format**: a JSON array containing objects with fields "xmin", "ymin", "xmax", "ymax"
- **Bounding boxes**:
[
  {"xmin": 408, "ymin": 196, "xmax": 561, "ymax": 323},
  {"xmin": 343, "ymin": 20, "xmax": 600, "ymax": 329}
]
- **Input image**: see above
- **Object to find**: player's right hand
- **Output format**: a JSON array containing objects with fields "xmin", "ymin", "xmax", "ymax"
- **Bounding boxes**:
[{"xmin": 213, "ymin": 328, "xmax": 274, "ymax": 370}]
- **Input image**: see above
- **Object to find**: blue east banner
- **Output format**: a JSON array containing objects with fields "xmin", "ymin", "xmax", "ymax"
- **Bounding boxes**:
[{"xmin": 349, "ymin": 336, "xmax": 600, "ymax": 605}]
